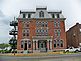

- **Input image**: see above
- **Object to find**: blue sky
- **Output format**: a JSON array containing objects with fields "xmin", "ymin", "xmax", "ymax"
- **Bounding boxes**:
[{"xmin": 0, "ymin": 0, "xmax": 81, "ymax": 43}]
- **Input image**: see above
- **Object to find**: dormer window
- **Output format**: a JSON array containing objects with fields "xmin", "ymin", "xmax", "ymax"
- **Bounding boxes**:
[
  {"xmin": 57, "ymin": 14, "xmax": 59, "ymax": 18},
  {"xmin": 28, "ymin": 14, "xmax": 31, "ymax": 18},
  {"xmin": 23, "ymin": 14, "xmax": 26, "ymax": 18},
  {"xmin": 52, "ymin": 14, "xmax": 55, "ymax": 18},
  {"xmin": 39, "ymin": 11, "xmax": 44, "ymax": 17}
]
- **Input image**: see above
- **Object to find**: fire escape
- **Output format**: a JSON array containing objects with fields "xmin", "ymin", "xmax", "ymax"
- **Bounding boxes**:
[{"xmin": 9, "ymin": 18, "xmax": 18, "ymax": 55}]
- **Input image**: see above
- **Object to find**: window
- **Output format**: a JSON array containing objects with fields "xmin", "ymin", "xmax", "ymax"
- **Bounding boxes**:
[
  {"xmin": 54, "ymin": 29, "xmax": 61, "ymax": 37},
  {"xmin": 41, "ymin": 44, "xmax": 43, "ymax": 48},
  {"xmin": 42, "ymin": 24, "xmax": 44, "ymax": 27},
  {"xmin": 23, "ymin": 30, "xmax": 25, "ymax": 33},
  {"xmin": 57, "ymin": 40, "xmax": 60, "ymax": 47},
  {"xmin": 54, "ymin": 40, "xmax": 56, "ymax": 48},
  {"xmin": 27, "ymin": 29, "xmax": 29, "ymax": 33},
  {"xmin": 54, "ymin": 40, "xmax": 63, "ymax": 48},
  {"xmin": 39, "ymin": 11, "xmax": 44, "ymax": 17},
  {"xmin": 28, "ymin": 41, "xmax": 31, "ymax": 48},
  {"xmin": 60, "ymin": 40, "xmax": 63, "ymax": 47},
  {"xmin": 54, "ymin": 29, "xmax": 57, "ymax": 36},
  {"xmin": 57, "ymin": 14, "xmax": 59, "ymax": 18},
  {"xmin": 52, "ymin": 14, "xmax": 55, "ymax": 18},
  {"xmin": 27, "ymin": 33, "xmax": 29, "ymax": 36},
  {"xmin": 45, "ymin": 24, "xmax": 47, "ymax": 27},
  {"xmin": 34, "ymin": 41, "xmax": 36, "ymax": 50},
  {"xmin": 26, "ymin": 24, "xmax": 29, "ymax": 27},
  {"xmin": 45, "ymin": 22, "xmax": 48, "ymax": 27},
  {"xmin": 36, "ymin": 29, "xmax": 39, "ymax": 33},
  {"xmin": 28, "ymin": 14, "xmax": 31, "ymax": 18},
  {"xmin": 54, "ymin": 21, "xmax": 57, "ymax": 27},
  {"xmin": 23, "ymin": 14, "xmax": 26, "ymax": 18},
  {"xmin": 21, "ymin": 41, "xmax": 24, "ymax": 48},
  {"xmin": 45, "ymin": 29, "xmax": 48, "ymax": 33},
  {"xmin": 42, "ymin": 22, "xmax": 44, "ymax": 27},
  {"xmin": 54, "ymin": 21, "xmax": 60, "ymax": 27},
  {"xmin": 58, "ymin": 22, "xmax": 60, "ymax": 27},
  {"xmin": 23, "ymin": 29, "xmax": 29, "ymax": 33},
  {"xmin": 57, "ymin": 30, "xmax": 60, "ymax": 37},
  {"xmin": 57, "ymin": 44, "xmax": 59, "ymax": 46},
  {"xmin": 23, "ymin": 33, "xmax": 25, "ymax": 36}
]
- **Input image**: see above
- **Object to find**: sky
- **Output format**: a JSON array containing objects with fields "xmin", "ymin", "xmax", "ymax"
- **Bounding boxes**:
[{"xmin": 0, "ymin": 0, "xmax": 81, "ymax": 43}]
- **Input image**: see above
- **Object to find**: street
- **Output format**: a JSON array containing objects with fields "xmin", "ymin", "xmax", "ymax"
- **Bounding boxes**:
[{"xmin": 0, "ymin": 53, "xmax": 81, "ymax": 61}]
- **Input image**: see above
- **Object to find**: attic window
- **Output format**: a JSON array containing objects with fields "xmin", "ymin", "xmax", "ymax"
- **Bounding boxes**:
[
  {"xmin": 23, "ymin": 14, "xmax": 26, "ymax": 18},
  {"xmin": 28, "ymin": 14, "xmax": 31, "ymax": 18},
  {"xmin": 57, "ymin": 14, "xmax": 59, "ymax": 18},
  {"xmin": 52, "ymin": 14, "xmax": 55, "ymax": 18},
  {"xmin": 39, "ymin": 11, "xmax": 44, "ymax": 17}
]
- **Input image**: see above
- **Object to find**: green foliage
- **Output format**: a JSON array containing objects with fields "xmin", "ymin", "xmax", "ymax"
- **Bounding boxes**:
[
  {"xmin": 9, "ymin": 38, "xmax": 17, "ymax": 49},
  {"xmin": 0, "ymin": 43, "xmax": 10, "ymax": 49}
]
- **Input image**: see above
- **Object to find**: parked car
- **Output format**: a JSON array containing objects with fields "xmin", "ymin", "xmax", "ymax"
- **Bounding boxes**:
[{"xmin": 64, "ymin": 47, "xmax": 81, "ymax": 52}]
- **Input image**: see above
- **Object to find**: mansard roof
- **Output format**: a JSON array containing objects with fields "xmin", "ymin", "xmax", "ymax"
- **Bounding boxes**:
[{"xmin": 17, "ymin": 6, "xmax": 66, "ymax": 20}]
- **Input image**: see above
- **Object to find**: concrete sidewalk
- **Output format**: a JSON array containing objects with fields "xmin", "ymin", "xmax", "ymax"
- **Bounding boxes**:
[
  {"xmin": 0, "ymin": 52, "xmax": 81, "ymax": 57},
  {"xmin": 0, "ymin": 52, "xmax": 64, "ymax": 56}
]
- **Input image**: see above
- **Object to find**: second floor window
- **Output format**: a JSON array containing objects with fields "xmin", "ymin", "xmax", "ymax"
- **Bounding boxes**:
[
  {"xmin": 54, "ymin": 29, "xmax": 61, "ymax": 37},
  {"xmin": 54, "ymin": 21, "xmax": 60, "ymax": 27}
]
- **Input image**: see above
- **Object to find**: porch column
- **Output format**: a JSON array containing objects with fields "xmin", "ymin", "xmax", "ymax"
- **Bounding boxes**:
[
  {"xmin": 27, "ymin": 41, "xmax": 28, "ymax": 50},
  {"xmin": 50, "ymin": 39, "xmax": 52, "ymax": 50},
  {"xmin": 47, "ymin": 40, "xmax": 49, "ymax": 50},
  {"xmin": 36, "ymin": 40, "xmax": 38, "ymax": 50},
  {"xmin": 33, "ymin": 40, "xmax": 35, "ymax": 50}
]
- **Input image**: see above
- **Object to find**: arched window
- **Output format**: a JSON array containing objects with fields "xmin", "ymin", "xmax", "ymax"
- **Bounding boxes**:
[
  {"xmin": 54, "ymin": 40, "xmax": 56, "ymax": 48},
  {"xmin": 57, "ymin": 40, "xmax": 60, "ymax": 46},
  {"xmin": 28, "ymin": 41, "xmax": 31, "ymax": 48},
  {"xmin": 21, "ymin": 41, "xmax": 24, "ymax": 48},
  {"xmin": 39, "ymin": 11, "xmax": 44, "ymax": 17}
]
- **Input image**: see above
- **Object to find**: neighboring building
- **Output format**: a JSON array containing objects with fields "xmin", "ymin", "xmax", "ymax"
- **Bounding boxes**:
[
  {"xmin": 66, "ymin": 23, "xmax": 81, "ymax": 48},
  {"xmin": 17, "ymin": 6, "xmax": 66, "ymax": 53}
]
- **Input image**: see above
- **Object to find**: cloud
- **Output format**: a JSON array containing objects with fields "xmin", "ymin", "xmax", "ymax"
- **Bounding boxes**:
[
  {"xmin": 0, "ymin": 10, "xmax": 10, "ymax": 25},
  {"xmin": 0, "ymin": 10, "xmax": 10, "ymax": 43},
  {"xmin": 0, "ymin": 0, "xmax": 81, "ymax": 43}
]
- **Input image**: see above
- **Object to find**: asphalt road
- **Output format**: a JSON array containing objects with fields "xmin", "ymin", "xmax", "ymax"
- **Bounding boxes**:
[{"xmin": 0, "ymin": 53, "xmax": 81, "ymax": 61}]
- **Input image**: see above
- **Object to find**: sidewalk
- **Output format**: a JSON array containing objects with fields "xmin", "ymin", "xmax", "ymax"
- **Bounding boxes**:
[{"xmin": 0, "ymin": 52, "xmax": 80, "ymax": 57}]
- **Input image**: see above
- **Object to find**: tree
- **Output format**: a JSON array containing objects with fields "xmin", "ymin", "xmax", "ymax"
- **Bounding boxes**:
[
  {"xmin": 0, "ymin": 43, "xmax": 10, "ymax": 50},
  {"xmin": 9, "ymin": 37, "xmax": 17, "ymax": 50}
]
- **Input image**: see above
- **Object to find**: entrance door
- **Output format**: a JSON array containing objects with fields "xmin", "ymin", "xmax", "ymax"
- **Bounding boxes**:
[
  {"xmin": 24, "ymin": 43, "xmax": 27, "ymax": 50},
  {"xmin": 38, "ymin": 40, "xmax": 47, "ymax": 52}
]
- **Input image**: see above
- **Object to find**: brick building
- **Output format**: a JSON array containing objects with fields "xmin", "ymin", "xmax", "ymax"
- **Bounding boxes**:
[
  {"xmin": 17, "ymin": 6, "xmax": 66, "ymax": 53},
  {"xmin": 66, "ymin": 23, "xmax": 81, "ymax": 48}
]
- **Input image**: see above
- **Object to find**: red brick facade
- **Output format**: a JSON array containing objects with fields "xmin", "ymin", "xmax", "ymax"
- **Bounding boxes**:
[
  {"xmin": 66, "ymin": 23, "xmax": 81, "ymax": 48},
  {"xmin": 17, "ymin": 6, "xmax": 66, "ymax": 53}
]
